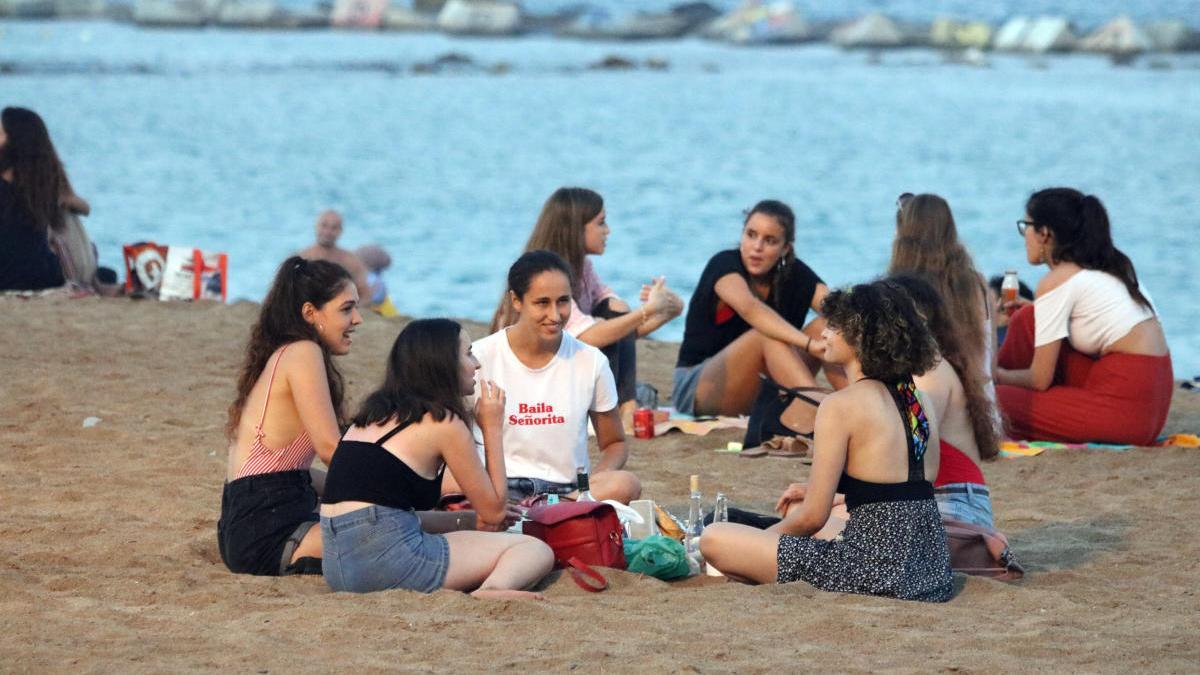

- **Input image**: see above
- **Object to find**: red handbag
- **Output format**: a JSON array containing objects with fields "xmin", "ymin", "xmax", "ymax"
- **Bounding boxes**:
[{"xmin": 523, "ymin": 501, "xmax": 626, "ymax": 571}]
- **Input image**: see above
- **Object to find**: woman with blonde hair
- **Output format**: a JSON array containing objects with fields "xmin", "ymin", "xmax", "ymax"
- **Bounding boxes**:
[
  {"xmin": 492, "ymin": 187, "xmax": 683, "ymax": 415},
  {"xmin": 889, "ymin": 193, "xmax": 996, "ymax": 406}
]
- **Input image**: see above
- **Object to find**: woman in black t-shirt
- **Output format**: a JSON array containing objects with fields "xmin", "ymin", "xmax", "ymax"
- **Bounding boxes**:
[{"xmin": 674, "ymin": 200, "xmax": 833, "ymax": 416}]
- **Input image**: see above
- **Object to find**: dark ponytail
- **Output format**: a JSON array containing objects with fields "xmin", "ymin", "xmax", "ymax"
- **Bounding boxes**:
[{"xmin": 1027, "ymin": 188, "xmax": 1152, "ymax": 312}]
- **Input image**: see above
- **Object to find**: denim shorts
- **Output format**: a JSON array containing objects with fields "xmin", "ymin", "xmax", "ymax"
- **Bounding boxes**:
[
  {"xmin": 672, "ymin": 361, "xmax": 707, "ymax": 416},
  {"xmin": 934, "ymin": 483, "xmax": 994, "ymax": 529},
  {"xmin": 507, "ymin": 477, "xmax": 575, "ymax": 500},
  {"xmin": 321, "ymin": 505, "xmax": 450, "ymax": 593}
]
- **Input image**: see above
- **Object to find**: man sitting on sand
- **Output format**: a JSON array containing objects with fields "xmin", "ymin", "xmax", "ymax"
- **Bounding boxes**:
[{"xmin": 297, "ymin": 209, "xmax": 370, "ymax": 302}]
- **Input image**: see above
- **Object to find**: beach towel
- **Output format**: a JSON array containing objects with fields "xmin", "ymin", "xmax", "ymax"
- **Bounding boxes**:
[{"xmin": 1000, "ymin": 433, "xmax": 1199, "ymax": 458}]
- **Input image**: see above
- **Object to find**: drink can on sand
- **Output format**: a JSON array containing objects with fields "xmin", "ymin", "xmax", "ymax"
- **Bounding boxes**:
[
  {"xmin": 1001, "ymin": 270, "xmax": 1019, "ymax": 304},
  {"xmin": 633, "ymin": 408, "xmax": 655, "ymax": 439}
]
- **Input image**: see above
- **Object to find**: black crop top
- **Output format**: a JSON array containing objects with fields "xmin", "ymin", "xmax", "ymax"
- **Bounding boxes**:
[
  {"xmin": 322, "ymin": 421, "xmax": 445, "ymax": 511},
  {"xmin": 836, "ymin": 379, "xmax": 934, "ymax": 511}
]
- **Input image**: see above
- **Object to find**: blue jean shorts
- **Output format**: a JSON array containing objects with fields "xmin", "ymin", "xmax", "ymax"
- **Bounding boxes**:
[
  {"xmin": 672, "ymin": 361, "xmax": 707, "ymax": 416},
  {"xmin": 321, "ymin": 505, "xmax": 450, "ymax": 593},
  {"xmin": 934, "ymin": 483, "xmax": 994, "ymax": 529}
]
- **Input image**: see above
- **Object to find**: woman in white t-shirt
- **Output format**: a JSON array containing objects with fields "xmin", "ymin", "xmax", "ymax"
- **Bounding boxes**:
[
  {"xmin": 995, "ymin": 188, "xmax": 1172, "ymax": 445},
  {"xmin": 460, "ymin": 250, "xmax": 641, "ymax": 504}
]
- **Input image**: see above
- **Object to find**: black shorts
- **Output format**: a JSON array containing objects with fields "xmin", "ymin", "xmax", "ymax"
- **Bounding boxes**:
[{"xmin": 217, "ymin": 469, "xmax": 319, "ymax": 576}]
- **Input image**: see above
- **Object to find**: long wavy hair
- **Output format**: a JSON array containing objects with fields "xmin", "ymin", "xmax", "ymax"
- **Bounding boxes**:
[
  {"xmin": 491, "ymin": 187, "xmax": 602, "ymax": 332},
  {"xmin": 352, "ymin": 319, "xmax": 470, "ymax": 430},
  {"xmin": 1027, "ymin": 187, "xmax": 1152, "ymax": 311},
  {"xmin": 821, "ymin": 280, "xmax": 938, "ymax": 383},
  {"xmin": 225, "ymin": 257, "xmax": 352, "ymax": 439},
  {"xmin": 0, "ymin": 107, "xmax": 73, "ymax": 231},
  {"xmin": 743, "ymin": 199, "xmax": 798, "ymax": 307},
  {"xmin": 890, "ymin": 273, "xmax": 999, "ymax": 459},
  {"xmin": 889, "ymin": 193, "xmax": 989, "ymax": 379}
]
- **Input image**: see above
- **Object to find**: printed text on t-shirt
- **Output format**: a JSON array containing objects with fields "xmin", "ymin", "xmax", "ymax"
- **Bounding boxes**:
[{"xmin": 510, "ymin": 402, "xmax": 566, "ymax": 426}]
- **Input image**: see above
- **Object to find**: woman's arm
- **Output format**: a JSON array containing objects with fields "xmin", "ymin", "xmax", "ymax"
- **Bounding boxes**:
[
  {"xmin": 714, "ymin": 273, "xmax": 820, "ymax": 356},
  {"xmin": 767, "ymin": 398, "xmax": 848, "ymax": 536},
  {"xmin": 576, "ymin": 277, "xmax": 676, "ymax": 348},
  {"xmin": 61, "ymin": 192, "xmax": 90, "ymax": 216},
  {"xmin": 995, "ymin": 339, "xmax": 1061, "ymax": 391},
  {"xmin": 590, "ymin": 407, "xmax": 628, "ymax": 473},
  {"xmin": 286, "ymin": 341, "xmax": 343, "ymax": 464},
  {"xmin": 441, "ymin": 381, "xmax": 509, "ymax": 527}
]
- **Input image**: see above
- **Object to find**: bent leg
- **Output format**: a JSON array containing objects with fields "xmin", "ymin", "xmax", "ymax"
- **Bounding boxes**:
[
  {"xmin": 700, "ymin": 523, "xmax": 782, "ymax": 584},
  {"xmin": 443, "ymin": 531, "xmax": 554, "ymax": 597},
  {"xmin": 290, "ymin": 523, "xmax": 322, "ymax": 563},
  {"xmin": 586, "ymin": 470, "xmax": 641, "ymax": 504},
  {"xmin": 694, "ymin": 329, "xmax": 816, "ymax": 416}
]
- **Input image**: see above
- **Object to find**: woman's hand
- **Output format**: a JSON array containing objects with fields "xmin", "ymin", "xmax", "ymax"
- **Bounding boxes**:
[
  {"xmin": 474, "ymin": 379, "xmax": 506, "ymax": 436},
  {"xmin": 476, "ymin": 504, "xmax": 523, "ymax": 532},
  {"xmin": 805, "ymin": 337, "xmax": 827, "ymax": 358},
  {"xmin": 640, "ymin": 277, "xmax": 683, "ymax": 317},
  {"xmin": 1000, "ymin": 295, "xmax": 1032, "ymax": 316},
  {"xmin": 775, "ymin": 482, "xmax": 844, "ymax": 515}
]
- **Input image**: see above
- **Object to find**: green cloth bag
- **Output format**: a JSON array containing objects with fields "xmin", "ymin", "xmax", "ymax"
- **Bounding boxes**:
[{"xmin": 623, "ymin": 535, "xmax": 691, "ymax": 580}]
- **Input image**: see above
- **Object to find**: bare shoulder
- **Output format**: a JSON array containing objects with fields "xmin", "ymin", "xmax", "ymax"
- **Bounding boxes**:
[{"xmin": 279, "ymin": 340, "xmax": 324, "ymax": 371}]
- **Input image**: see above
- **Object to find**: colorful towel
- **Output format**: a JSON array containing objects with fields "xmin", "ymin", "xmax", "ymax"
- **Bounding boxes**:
[{"xmin": 1000, "ymin": 433, "xmax": 1199, "ymax": 458}]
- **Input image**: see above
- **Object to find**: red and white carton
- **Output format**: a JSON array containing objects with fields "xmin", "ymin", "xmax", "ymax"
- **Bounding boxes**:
[{"xmin": 159, "ymin": 247, "xmax": 228, "ymax": 302}]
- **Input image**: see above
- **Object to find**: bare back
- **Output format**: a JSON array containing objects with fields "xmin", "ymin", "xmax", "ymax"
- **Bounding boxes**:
[
  {"xmin": 914, "ymin": 360, "xmax": 980, "ymax": 464},
  {"xmin": 840, "ymin": 380, "xmax": 941, "ymax": 484}
]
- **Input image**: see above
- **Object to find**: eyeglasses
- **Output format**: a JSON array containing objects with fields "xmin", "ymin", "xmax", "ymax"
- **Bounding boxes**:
[
  {"xmin": 1016, "ymin": 219, "xmax": 1037, "ymax": 235},
  {"xmin": 896, "ymin": 192, "xmax": 914, "ymax": 210}
]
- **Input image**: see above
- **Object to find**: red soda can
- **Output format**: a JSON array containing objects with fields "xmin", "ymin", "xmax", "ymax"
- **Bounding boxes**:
[{"xmin": 633, "ymin": 408, "xmax": 656, "ymax": 439}]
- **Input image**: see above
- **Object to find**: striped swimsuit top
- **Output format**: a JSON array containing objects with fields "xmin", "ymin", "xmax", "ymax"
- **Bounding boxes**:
[{"xmin": 235, "ymin": 344, "xmax": 317, "ymax": 479}]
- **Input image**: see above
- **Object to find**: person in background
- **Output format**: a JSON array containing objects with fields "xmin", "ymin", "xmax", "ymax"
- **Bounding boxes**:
[
  {"xmin": 218, "ymin": 257, "xmax": 363, "ymax": 576},
  {"xmin": 320, "ymin": 318, "xmax": 553, "ymax": 599},
  {"xmin": 297, "ymin": 209, "xmax": 371, "ymax": 302},
  {"xmin": 995, "ymin": 188, "xmax": 1172, "ymax": 446},
  {"xmin": 0, "ymin": 106, "xmax": 90, "ymax": 291},
  {"xmin": 889, "ymin": 193, "xmax": 996, "ymax": 410},
  {"xmin": 355, "ymin": 243, "xmax": 399, "ymax": 317},
  {"xmin": 891, "ymin": 273, "xmax": 999, "ymax": 528},
  {"xmin": 673, "ymin": 199, "xmax": 831, "ymax": 417},
  {"xmin": 701, "ymin": 280, "xmax": 953, "ymax": 602},
  {"xmin": 451, "ymin": 250, "xmax": 641, "ymax": 504},
  {"xmin": 492, "ymin": 187, "xmax": 683, "ymax": 420}
]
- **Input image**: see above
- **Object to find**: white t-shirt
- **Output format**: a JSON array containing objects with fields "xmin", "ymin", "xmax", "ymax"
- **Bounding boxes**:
[
  {"xmin": 1034, "ymin": 269, "xmax": 1157, "ymax": 355},
  {"xmin": 472, "ymin": 329, "xmax": 618, "ymax": 484}
]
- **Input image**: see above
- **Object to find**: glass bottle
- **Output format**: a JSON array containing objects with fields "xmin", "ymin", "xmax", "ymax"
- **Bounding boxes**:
[
  {"xmin": 1001, "ymin": 270, "xmax": 1020, "ymax": 304},
  {"xmin": 684, "ymin": 474, "xmax": 704, "ymax": 556},
  {"xmin": 712, "ymin": 492, "xmax": 729, "ymax": 525},
  {"xmin": 575, "ymin": 467, "xmax": 595, "ymax": 502}
]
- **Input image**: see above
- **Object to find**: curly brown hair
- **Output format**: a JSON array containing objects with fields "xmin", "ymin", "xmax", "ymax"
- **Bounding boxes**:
[
  {"xmin": 889, "ymin": 273, "xmax": 1000, "ymax": 460},
  {"xmin": 821, "ymin": 280, "xmax": 938, "ymax": 383}
]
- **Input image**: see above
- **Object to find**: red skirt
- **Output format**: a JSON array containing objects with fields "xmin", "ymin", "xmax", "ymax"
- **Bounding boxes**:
[{"xmin": 996, "ymin": 305, "xmax": 1173, "ymax": 446}]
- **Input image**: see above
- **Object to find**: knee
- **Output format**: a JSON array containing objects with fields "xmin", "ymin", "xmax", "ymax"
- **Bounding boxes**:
[
  {"xmin": 523, "ymin": 536, "xmax": 556, "ymax": 574},
  {"xmin": 594, "ymin": 470, "xmax": 641, "ymax": 504},
  {"xmin": 699, "ymin": 523, "xmax": 732, "ymax": 564}
]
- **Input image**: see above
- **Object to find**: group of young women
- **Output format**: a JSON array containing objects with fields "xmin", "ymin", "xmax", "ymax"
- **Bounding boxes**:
[{"xmin": 215, "ymin": 181, "xmax": 1170, "ymax": 603}]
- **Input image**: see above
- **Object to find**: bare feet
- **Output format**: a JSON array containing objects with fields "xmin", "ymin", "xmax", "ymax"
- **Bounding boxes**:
[{"xmin": 470, "ymin": 589, "xmax": 546, "ymax": 601}]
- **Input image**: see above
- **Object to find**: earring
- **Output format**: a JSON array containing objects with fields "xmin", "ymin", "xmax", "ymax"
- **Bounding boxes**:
[
  {"xmin": 318, "ymin": 323, "xmax": 325, "ymax": 332},
  {"xmin": 1039, "ymin": 244, "xmax": 1047, "ymax": 264}
]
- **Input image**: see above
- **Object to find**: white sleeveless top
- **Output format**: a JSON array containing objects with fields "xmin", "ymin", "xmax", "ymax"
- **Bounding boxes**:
[{"xmin": 1034, "ymin": 269, "xmax": 1157, "ymax": 356}]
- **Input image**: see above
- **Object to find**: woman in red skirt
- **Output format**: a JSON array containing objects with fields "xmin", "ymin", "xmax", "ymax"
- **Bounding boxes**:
[{"xmin": 995, "ymin": 188, "xmax": 1172, "ymax": 445}]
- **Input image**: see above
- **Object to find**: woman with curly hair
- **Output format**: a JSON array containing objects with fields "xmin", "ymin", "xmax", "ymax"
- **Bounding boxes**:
[
  {"xmin": 995, "ymin": 188, "xmax": 1171, "ymax": 445},
  {"xmin": 891, "ymin": 273, "xmax": 999, "ymax": 528},
  {"xmin": 701, "ymin": 280, "xmax": 953, "ymax": 602},
  {"xmin": 889, "ymin": 193, "xmax": 996, "ymax": 407},
  {"xmin": 218, "ymin": 256, "xmax": 363, "ymax": 576}
]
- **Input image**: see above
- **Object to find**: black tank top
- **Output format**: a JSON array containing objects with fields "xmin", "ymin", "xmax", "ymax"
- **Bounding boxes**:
[
  {"xmin": 322, "ymin": 421, "xmax": 445, "ymax": 511},
  {"xmin": 836, "ymin": 379, "xmax": 934, "ymax": 510}
]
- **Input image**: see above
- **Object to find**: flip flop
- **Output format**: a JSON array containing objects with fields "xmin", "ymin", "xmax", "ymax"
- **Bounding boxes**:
[
  {"xmin": 738, "ymin": 445, "xmax": 768, "ymax": 458},
  {"xmin": 763, "ymin": 435, "xmax": 812, "ymax": 462}
]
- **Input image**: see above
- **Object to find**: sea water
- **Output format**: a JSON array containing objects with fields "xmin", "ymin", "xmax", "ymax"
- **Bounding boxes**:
[{"xmin": 2, "ymin": 20, "xmax": 1198, "ymax": 370}]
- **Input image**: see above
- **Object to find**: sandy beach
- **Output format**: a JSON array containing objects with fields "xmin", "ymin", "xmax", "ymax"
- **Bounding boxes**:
[{"xmin": 2, "ymin": 296, "xmax": 1198, "ymax": 672}]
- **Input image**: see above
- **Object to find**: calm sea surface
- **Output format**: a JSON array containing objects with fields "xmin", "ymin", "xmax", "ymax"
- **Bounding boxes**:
[{"xmin": 3, "ymin": 19, "xmax": 1199, "ymax": 370}]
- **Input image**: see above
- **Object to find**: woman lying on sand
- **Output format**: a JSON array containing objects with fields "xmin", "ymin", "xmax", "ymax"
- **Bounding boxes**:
[
  {"xmin": 492, "ymin": 187, "xmax": 683, "ymax": 418},
  {"xmin": 320, "ymin": 319, "xmax": 553, "ymax": 598},
  {"xmin": 219, "ymin": 257, "xmax": 362, "ymax": 576},
  {"xmin": 673, "ymin": 200, "xmax": 833, "ymax": 417},
  {"xmin": 890, "ymin": 273, "xmax": 999, "ymax": 528},
  {"xmin": 701, "ymin": 280, "xmax": 954, "ymax": 602},
  {"xmin": 995, "ymin": 188, "xmax": 1172, "ymax": 445}
]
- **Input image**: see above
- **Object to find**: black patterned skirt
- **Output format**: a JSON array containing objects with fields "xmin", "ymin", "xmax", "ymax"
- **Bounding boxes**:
[{"xmin": 777, "ymin": 498, "xmax": 954, "ymax": 602}]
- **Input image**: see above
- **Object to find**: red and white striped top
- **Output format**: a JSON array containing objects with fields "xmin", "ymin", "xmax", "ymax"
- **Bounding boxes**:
[{"xmin": 235, "ymin": 344, "xmax": 317, "ymax": 479}]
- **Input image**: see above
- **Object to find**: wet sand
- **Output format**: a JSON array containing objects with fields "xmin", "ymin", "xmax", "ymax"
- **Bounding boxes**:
[{"xmin": 2, "ymin": 296, "xmax": 1198, "ymax": 672}]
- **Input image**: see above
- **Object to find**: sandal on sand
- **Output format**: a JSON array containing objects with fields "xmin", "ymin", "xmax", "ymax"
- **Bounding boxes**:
[
  {"xmin": 763, "ymin": 435, "xmax": 812, "ymax": 461},
  {"xmin": 739, "ymin": 445, "xmax": 768, "ymax": 458}
]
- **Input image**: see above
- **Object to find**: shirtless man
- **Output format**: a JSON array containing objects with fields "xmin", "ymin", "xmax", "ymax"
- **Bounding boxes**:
[{"xmin": 296, "ymin": 209, "xmax": 370, "ymax": 301}]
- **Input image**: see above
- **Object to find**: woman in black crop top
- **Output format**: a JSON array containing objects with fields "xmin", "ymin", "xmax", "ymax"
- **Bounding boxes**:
[
  {"xmin": 673, "ymin": 200, "xmax": 839, "ymax": 417},
  {"xmin": 701, "ymin": 280, "xmax": 954, "ymax": 602},
  {"xmin": 320, "ymin": 319, "xmax": 553, "ymax": 599}
]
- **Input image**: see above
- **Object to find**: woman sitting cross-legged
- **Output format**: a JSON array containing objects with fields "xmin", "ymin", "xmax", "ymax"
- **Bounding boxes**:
[
  {"xmin": 320, "ymin": 318, "xmax": 554, "ymax": 599},
  {"xmin": 701, "ymin": 280, "xmax": 954, "ymax": 602}
]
